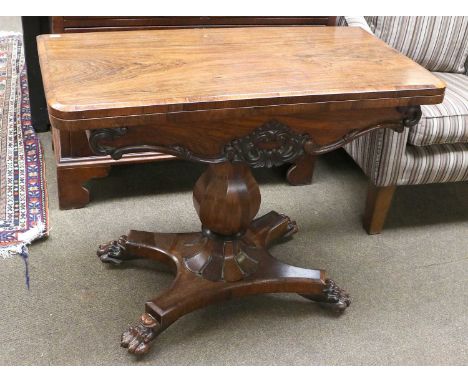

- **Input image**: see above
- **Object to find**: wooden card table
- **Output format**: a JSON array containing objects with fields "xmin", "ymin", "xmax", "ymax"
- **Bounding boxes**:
[{"xmin": 38, "ymin": 27, "xmax": 444, "ymax": 355}]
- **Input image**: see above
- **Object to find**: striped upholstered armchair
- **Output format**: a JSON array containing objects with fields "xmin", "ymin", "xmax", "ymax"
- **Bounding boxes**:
[{"xmin": 337, "ymin": 16, "xmax": 468, "ymax": 234}]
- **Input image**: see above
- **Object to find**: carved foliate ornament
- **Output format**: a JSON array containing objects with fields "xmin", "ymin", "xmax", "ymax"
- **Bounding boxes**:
[{"xmin": 223, "ymin": 120, "xmax": 309, "ymax": 168}]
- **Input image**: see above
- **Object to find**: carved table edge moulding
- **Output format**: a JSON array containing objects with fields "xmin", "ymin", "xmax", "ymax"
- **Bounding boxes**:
[{"xmin": 37, "ymin": 27, "xmax": 444, "ymax": 356}]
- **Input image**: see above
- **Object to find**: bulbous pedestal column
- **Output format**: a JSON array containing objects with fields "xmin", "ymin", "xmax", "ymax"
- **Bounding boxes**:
[
  {"xmin": 193, "ymin": 163, "xmax": 261, "ymax": 235},
  {"xmin": 187, "ymin": 163, "xmax": 262, "ymax": 281}
]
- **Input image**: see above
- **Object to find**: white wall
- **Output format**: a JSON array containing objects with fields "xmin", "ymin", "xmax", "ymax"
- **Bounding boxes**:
[{"xmin": 0, "ymin": 16, "xmax": 22, "ymax": 33}]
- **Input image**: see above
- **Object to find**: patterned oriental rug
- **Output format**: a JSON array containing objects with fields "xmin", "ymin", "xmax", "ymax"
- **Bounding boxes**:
[{"xmin": 0, "ymin": 33, "xmax": 48, "ymax": 278}]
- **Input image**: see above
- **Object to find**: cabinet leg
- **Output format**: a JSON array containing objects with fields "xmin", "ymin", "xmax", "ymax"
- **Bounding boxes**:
[
  {"xmin": 57, "ymin": 165, "xmax": 111, "ymax": 209},
  {"xmin": 286, "ymin": 154, "xmax": 316, "ymax": 185},
  {"xmin": 363, "ymin": 182, "xmax": 396, "ymax": 235}
]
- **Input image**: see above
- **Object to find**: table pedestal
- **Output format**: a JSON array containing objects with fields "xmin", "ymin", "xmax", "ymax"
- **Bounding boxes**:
[{"xmin": 97, "ymin": 162, "xmax": 350, "ymax": 355}]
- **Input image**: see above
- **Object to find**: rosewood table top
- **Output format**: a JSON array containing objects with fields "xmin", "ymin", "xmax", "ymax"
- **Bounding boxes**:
[
  {"xmin": 38, "ymin": 27, "xmax": 444, "ymax": 124},
  {"xmin": 38, "ymin": 26, "xmax": 445, "ymax": 356}
]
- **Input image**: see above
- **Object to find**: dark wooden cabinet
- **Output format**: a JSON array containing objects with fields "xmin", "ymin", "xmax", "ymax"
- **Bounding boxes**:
[
  {"xmin": 26, "ymin": 16, "xmax": 336, "ymax": 209},
  {"xmin": 50, "ymin": 16, "xmax": 336, "ymax": 32},
  {"xmin": 22, "ymin": 17, "xmax": 51, "ymax": 133}
]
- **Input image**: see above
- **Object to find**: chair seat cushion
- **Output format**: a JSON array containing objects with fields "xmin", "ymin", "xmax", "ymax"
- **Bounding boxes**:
[
  {"xmin": 409, "ymin": 73, "xmax": 468, "ymax": 146},
  {"xmin": 399, "ymin": 143, "xmax": 468, "ymax": 185}
]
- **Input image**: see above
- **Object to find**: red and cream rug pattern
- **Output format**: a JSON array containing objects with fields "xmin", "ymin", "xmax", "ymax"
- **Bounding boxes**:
[{"xmin": 0, "ymin": 32, "xmax": 48, "ymax": 261}]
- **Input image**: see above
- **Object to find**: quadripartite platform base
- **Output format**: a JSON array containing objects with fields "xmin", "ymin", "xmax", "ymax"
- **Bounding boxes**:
[{"xmin": 97, "ymin": 211, "xmax": 350, "ymax": 355}]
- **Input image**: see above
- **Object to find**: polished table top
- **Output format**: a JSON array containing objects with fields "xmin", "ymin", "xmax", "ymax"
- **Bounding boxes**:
[{"xmin": 38, "ymin": 26, "xmax": 445, "ymax": 123}]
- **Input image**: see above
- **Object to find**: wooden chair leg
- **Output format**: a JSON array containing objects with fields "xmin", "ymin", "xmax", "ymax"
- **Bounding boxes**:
[
  {"xmin": 57, "ymin": 165, "xmax": 111, "ymax": 210},
  {"xmin": 363, "ymin": 183, "xmax": 396, "ymax": 235},
  {"xmin": 286, "ymin": 154, "xmax": 316, "ymax": 186}
]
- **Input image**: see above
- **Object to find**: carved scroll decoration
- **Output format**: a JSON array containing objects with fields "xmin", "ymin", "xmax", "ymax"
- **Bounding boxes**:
[
  {"xmin": 88, "ymin": 127, "xmax": 128, "ymax": 156},
  {"xmin": 88, "ymin": 119, "xmax": 309, "ymax": 167},
  {"xmin": 304, "ymin": 105, "xmax": 422, "ymax": 155},
  {"xmin": 88, "ymin": 105, "xmax": 422, "ymax": 165},
  {"xmin": 398, "ymin": 105, "xmax": 422, "ymax": 127},
  {"xmin": 88, "ymin": 127, "xmax": 227, "ymax": 164}
]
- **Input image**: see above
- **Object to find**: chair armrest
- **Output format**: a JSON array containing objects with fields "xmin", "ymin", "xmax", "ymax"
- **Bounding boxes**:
[{"xmin": 342, "ymin": 16, "xmax": 373, "ymax": 34}]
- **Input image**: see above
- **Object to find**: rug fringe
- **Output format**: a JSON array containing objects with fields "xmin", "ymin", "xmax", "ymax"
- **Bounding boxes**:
[
  {"xmin": 0, "ymin": 221, "xmax": 45, "ymax": 289},
  {"xmin": 0, "ymin": 221, "xmax": 46, "ymax": 258}
]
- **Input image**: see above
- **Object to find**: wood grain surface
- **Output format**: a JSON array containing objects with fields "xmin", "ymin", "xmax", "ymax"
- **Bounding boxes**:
[{"xmin": 38, "ymin": 27, "xmax": 445, "ymax": 123}]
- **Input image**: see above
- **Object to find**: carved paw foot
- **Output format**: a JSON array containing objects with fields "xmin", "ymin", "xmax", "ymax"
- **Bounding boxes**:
[
  {"xmin": 300, "ymin": 278, "xmax": 351, "ymax": 313},
  {"xmin": 280, "ymin": 214, "xmax": 298, "ymax": 239},
  {"xmin": 121, "ymin": 313, "xmax": 161, "ymax": 355},
  {"xmin": 97, "ymin": 235, "xmax": 134, "ymax": 264},
  {"xmin": 247, "ymin": 211, "xmax": 299, "ymax": 248},
  {"xmin": 319, "ymin": 278, "xmax": 351, "ymax": 312}
]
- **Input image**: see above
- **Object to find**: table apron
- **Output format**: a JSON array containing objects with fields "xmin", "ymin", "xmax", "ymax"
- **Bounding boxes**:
[{"xmin": 86, "ymin": 105, "xmax": 421, "ymax": 167}]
